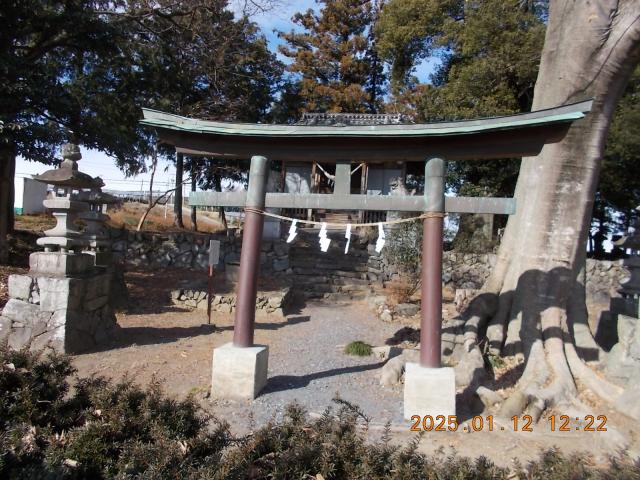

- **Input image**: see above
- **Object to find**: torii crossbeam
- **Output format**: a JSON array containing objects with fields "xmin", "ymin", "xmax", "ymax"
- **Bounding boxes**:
[{"xmin": 140, "ymin": 99, "xmax": 592, "ymax": 418}]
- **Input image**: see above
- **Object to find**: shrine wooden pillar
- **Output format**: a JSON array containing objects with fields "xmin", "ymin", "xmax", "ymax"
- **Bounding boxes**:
[
  {"xmin": 233, "ymin": 155, "xmax": 269, "ymax": 347},
  {"xmin": 420, "ymin": 157, "xmax": 445, "ymax": 367}
]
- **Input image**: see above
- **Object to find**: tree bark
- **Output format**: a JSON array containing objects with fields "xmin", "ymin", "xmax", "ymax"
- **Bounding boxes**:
[
  {"xmin": 174, "ymin": 152, "xmax": 184, "ymax": 229},
  {"xmin": 0, "ymin": 142, "xmax": 16, "ymax": 264},
  {"xmin": 213, "ymin": 173, "xmax": 227, "ymax": 231},
  {"xmin": 465, "ymin": 0, "xmax": 640, "ymax": 410}
]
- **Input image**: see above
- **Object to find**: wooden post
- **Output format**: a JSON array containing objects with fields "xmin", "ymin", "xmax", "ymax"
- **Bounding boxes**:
[
  {"xmin": 233, "ymin": 155, "xmax": 269, "ymax": 347},
  {"xmin": 309, "ymin": 162, "xmax": 317, "ymax": 221},
  {"xmin": 359, "ymin": 162, "xmax": 368, "ymax": 222},
  {"xmin": 174, "ymin": 152, "xmax": 184, "ymax": 229},
  {"xmin": 207, "ymin": 239, "xmax": 220, "ymax": 325},
  {"xmin": 420, "ymin": 157, "xmax": 445, "ymax": 368},
  {"xmin": 190, "ymin": 158, "xmax": 198, "ymax": 231}
]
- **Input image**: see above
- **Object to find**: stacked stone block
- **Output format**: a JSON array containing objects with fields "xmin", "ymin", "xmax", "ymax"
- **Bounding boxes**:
[
  {"xmin": 1, "ymin": 273, "xmax": 116, "ymax": 353},
  {"xmin": 171, "ymin": 286, "xmax": 291, "ymax": 316}
]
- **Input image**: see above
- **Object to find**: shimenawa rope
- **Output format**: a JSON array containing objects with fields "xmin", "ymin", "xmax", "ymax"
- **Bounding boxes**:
[{"xmin": 243, "ymin": 207, "xmax": 445, "ymax": 228}]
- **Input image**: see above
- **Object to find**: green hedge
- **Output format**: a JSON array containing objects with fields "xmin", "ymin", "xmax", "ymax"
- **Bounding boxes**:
[{"xmin": 0, "ymin": 347, "xmax": 638, "ymax": 479}]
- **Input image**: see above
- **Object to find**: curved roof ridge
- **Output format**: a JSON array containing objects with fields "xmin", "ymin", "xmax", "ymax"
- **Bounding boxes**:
[{"xmin": 140, "ymin": 99, "xmax": 592, "ymax": 138}]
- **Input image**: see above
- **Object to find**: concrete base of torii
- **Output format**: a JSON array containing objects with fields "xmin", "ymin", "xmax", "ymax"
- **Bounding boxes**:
[
  {"xmin": 211, "ymin": 343, "xmax": 269, "ymax": 400},
  {"xmin": 403, "ymin": 364, "xmax": 456, "ymax": 420}
]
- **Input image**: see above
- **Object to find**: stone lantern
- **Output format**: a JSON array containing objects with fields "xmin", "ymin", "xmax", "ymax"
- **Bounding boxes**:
[
  {"xmin": 76, "ymin": 177, "xmax": 120, "ymax": 268},
  {"xmin": 0, "ymin": 143, "xmax": 119, "ymax": 353},
  {"xmin": 613, "ymin": 206, "xmax": 640, "ymax": 317},
  {"xmin": 30, "ymin": 143, "xmax": 101, "ymax": 275}
]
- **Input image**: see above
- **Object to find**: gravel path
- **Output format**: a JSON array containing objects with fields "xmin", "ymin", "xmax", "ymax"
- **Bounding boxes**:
[
  {"xmin": 72, "ymin": 286, "xmax": 406, "ymax": 434},
  {"xmin": 210, "ymin": 301, "xmax": 404, "ymax": 431},
  {"xmin": 71, "ymin": 276, "xmax": 640, "ymax": 466}
]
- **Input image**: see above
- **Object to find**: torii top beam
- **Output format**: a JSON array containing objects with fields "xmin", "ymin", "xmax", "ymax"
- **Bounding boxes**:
[{"xmin": 140, "ymin": 100, "xmax": 592, "ymax": 163}]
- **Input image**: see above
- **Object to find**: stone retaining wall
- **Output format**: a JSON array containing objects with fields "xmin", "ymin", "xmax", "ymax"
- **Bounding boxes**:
[
  {"xmin": 109, "ymin": 228, "xmax": 290, "ymax": 275},
  {"xmin": 171, "ymin": 286, "xmax": 292, "ymax": 316},
  {"xmin": 377, "ymin": 250, "xmax": 629, "ymax": 305},
  {"xmin": 111, "ymin": 228, "xmax": 629, "ymax": 305},
  {"xmin": 585, "ymin": 259, "xmax": 629, "ymax": 304},
  {"xmin": 289, "ymin": 233, "xmax": 374, "ymax": 301}
]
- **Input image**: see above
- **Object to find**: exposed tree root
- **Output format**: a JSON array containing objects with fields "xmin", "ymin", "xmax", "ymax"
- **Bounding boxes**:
[
  {"xmin": 462, "ymin": 269, "xmax": 624, "ymax": 421},
  {"xmin": 567, "ymin": 271, "xmax": 606, "ymax": 363},
  {"xmin": 462, "ymin": 293, "xmax": 498, "ymax": 351},
  {"xmin": 564, "ymin": 339, "xmax": 623, "ymax": 403}
]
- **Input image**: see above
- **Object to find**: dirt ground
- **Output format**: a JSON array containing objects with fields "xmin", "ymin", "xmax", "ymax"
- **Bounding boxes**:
[{"xmin": 65, "ymin": 269, "xmax": 640, "ymax": 469}]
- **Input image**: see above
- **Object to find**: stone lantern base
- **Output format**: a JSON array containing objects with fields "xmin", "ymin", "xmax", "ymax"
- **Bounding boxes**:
[
  {"xmin": 0, "ymin": 253, "xmax": 118, "ymax": 354},
  {"xmin": 29, "ymin": 251, "xmax": 94, "ymax": 276}
]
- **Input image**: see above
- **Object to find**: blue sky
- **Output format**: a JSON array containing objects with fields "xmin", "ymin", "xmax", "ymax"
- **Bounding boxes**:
[
  {"xmin": 16, "ymin": 0, "xmax": 437, "ymax": 194},
  {"xmin": 251, "ymin": 0, "xmax": 438, "ymax": 81}
]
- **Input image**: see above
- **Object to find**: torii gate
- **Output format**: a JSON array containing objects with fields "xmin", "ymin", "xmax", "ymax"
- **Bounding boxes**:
[{"xmin": 141, "ymin": 100, "xmax": 591, "ymax": 419}]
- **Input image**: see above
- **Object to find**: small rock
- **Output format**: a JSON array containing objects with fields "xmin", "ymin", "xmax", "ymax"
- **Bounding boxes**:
[
  {"xmin": 394, "ymin": 303, "xmax": 420, "ymax": 317},
  {"xmin": 380, "ymin": 356, "xmax": 405, "ymax": 386},
  {"xmin": 8, "ymin": 275, "xmax": 32, "ymax": 301},
  {"xmin": 475, "ymin": 386, "xmax": 503, "ymax": 410},
  {"xmin": 453, "ymin": 346, "xmax": 487, "ymax": 388},
  {"xmin": 367, "ymin": 295, "xmax": 387, "ymax": 309},
  {"xmin": 268, "ymin": 296, "xmax": 283, "ymax": 308},
  {"xmin": 443, "ymin": 284, "xmax": 455, "ymax": 302},
  {"xmin": 454, "ymin": 288, "xmax": 480, "ymax": 313}
]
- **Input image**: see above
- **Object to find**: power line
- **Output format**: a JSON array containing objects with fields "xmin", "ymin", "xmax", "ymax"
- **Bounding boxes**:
[{"xmin": 16, "ymin": 172, "xmax": 174, "ymax": 185}]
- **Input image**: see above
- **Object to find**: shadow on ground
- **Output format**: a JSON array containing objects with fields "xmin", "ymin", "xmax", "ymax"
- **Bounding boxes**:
[
  {"xmin": 261, "ymin": 361, "xmax": 386, "ymax": 395},
  {"xmin": 87, "ymin": 315, "xmax": 312, "ymax": 353},
  {"xmin": 216, "ymin": 315, "xmax": 311, "ymax": 332}
]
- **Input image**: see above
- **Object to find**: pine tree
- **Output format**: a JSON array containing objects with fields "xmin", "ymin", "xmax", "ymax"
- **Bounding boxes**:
[{"xmin": 278, "ymin": 0, "xmax": 385, "ymax": 115}]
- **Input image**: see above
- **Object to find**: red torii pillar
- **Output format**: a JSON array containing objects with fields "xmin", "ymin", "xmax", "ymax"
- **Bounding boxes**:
[
  {"xmin": 233, "ymin": 155, "xmax": 270, "ymax": 347},
  {"xmin": 403, "ymin": 156, "xmax": 455, "ymax": 420},
  {"xmin": 211, "ymin": 155, "xmax": 270, "ymax": 400},
  {"xmin": 420, "ymin": 157, "xmax": 444, "ymax": 367}
]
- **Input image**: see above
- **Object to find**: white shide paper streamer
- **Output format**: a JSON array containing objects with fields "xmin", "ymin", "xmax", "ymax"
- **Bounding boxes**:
[
  {"xmin": 286, "ymin": 219, "xmax": 298, "ymax": 243},
  {"xmin": 344, "ymin": 224, "xmax": 352, "ymax": 254},
  {"xmin": 375, "ymin": 222, "xmax": 386, "ymax": 253},
  {"xmin": 319, "ymin": 222, "xmax": 331, "ymax": 252}
]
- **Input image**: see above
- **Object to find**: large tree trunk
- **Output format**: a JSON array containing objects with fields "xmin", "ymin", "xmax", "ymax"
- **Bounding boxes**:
[
  {"xmin": 464, "ymin": 0, "xmax": 640, "ymax": 412},
  {"xmin": 0, "ymin": 142, "xmax": 16, "ymax": 264},
  {"xmin": 174, "ymin": 152, "xmax": 184, "ymax": 229}
]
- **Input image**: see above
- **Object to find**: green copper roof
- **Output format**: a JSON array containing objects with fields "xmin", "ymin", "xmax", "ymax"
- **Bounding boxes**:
[{"xmin": 140, "ymin": 100, "xmax": 592, "ymax": 138}]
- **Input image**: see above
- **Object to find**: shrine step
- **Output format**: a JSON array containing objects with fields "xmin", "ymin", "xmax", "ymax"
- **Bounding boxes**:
[{"xmin": 314, "ymin": 212, "xmax": 356, "ymax": 224}]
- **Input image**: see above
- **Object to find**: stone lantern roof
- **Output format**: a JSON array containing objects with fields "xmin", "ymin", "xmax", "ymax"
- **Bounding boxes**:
[
  {"xmin": 75, "ymin": 177, "xmax": 120, "ymax": 205},
  {"xmin": 33, "ymin": 143, "xmax": 101, "ymax": 190}
]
